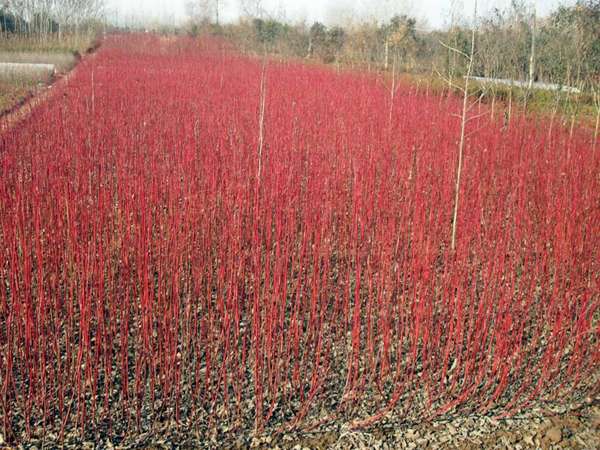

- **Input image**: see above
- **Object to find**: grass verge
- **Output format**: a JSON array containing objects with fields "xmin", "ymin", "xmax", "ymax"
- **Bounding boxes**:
[{"xmin": 0, "ymin": 33, "xmax": 96, "ymax": 115}]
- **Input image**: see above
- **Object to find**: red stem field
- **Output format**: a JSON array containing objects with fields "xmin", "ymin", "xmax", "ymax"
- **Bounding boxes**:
[{"xmin": 0, "ymin": 35, "xmax": 598, "ymax": 444}]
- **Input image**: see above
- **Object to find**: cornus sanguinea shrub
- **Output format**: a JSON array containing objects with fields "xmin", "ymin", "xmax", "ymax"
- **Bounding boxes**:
[{"xmin": 0, "ymin": 35, "xmax": 598, "ymax": 443}]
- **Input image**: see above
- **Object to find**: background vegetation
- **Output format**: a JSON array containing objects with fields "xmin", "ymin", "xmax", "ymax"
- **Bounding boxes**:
[
  {"xmin": 182, "ymin": 0, "xmax": 599, "ymax": 127},
  {"xmin": 189, "ymin": 1, "xmax": 599, "ymax": 90}
]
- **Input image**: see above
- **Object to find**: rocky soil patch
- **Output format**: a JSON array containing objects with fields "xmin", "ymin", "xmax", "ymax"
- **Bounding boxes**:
[{"xmin": 2, "ymin": 401, "xmax": 598, "ymax": 449}]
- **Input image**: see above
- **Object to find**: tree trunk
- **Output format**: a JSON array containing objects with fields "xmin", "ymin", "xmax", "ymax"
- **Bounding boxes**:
[
  {"xmin": 451, "ymin": 0, "xmax": 477, "ymax": 252},
  {"xmin": 388, "ymin": 57, "xmax": 396, "ymax": 130},
  {"xmin": 528, "ymin": 10, "xmax": 536, "ymax": 91},
  {"xmin": 384, "ymin": 38, "xmax": 389, "ymax": 70},
  {"xmin": 594, "ymin": 107, "xmax": 599, "ymax": 152},
  {"xmin": 507, "ymin": 86, "xmax": 513, "ymax": 126}
]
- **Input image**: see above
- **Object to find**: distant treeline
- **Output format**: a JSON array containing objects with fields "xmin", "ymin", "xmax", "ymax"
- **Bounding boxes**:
[
  {"xmin": 1, "ymin": 0, "xmax": 104, "ymax": 36},
  {"xmin": 186, "ymin": 0, "xmax": 599, "ymax": 89}
]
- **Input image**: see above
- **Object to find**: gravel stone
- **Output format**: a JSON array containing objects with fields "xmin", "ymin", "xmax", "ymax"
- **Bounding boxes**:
[
  {"xmin": 405, "ymin": 429, "xmax": 418, "ymax": 439},
  {"xmin": 545, "ymin": 426, "xmax": 562, "ymax": 444},
  {"xmin": 488, "ymin": 418, "xmax": 500, "ymax": 426},
  {"xmin": 523, "ymin": 434, "xmax": 535, "ymax": 446},
  {"xmin": 591, "ymin": 408, "xmax": 600, "ymax": 429}
]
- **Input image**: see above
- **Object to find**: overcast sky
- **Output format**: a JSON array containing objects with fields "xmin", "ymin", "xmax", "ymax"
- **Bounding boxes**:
[{"xmin": 105, "ymin": 0, "xmax": 574, "ymax": 29}]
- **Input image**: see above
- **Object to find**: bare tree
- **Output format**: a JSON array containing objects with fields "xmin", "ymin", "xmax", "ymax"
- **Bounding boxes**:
[
  {"xmin": 527, "ymin": 5, "xmax": 536, "ymax": 90},
  {"xmin": 3, "ymin": 0, "xmax": 103, "ymax": 35},
  {"xmin": 446, "ymin": 0, "xmax": 463, "ymax": 91},
  {"xmin": 54, "ymin": 0, "xmax": 104, "ymax": 36},
  {"xmin": 239, "ymin": 0, "xmax": 263, "ymax": 19},
  {"xmin": 186, "ymin": 0, "xmax": 223, "ymax": 25},
  {"xmin": 438, "ymin": 0, "xmax": 478, "ymax": 252}
]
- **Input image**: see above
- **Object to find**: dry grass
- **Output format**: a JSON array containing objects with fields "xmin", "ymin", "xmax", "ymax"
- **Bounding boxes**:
[
  {"xmin": 0, "ymin": 78, "xmax": 36, "ymax": 114},
  {"xmin": 0, "ymin": 33, "xmax": 93, "ymax": 115},
  {"xmin": 0, "ymin": 33, "xmax": 94, "ymax": 54},
  {"xmin": 0, "ymin": 51, "xmax": 77, "ymax": 72}
]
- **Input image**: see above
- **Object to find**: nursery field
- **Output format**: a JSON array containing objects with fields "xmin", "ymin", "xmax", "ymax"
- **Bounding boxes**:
[{"xmin": 0, "ymin": 35, "xmax": 598, "ymax": 448}]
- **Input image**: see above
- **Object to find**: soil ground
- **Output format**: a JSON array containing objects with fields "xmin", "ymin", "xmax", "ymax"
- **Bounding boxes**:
[{"xmin": 2, "ymin": 401, "xmax": 597, "ymax": 449}]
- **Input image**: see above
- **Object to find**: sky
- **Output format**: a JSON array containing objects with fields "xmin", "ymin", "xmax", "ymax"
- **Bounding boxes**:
[{"xmin": 105, "ymin": 0, "xmax": 574, "ymax": 29}]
